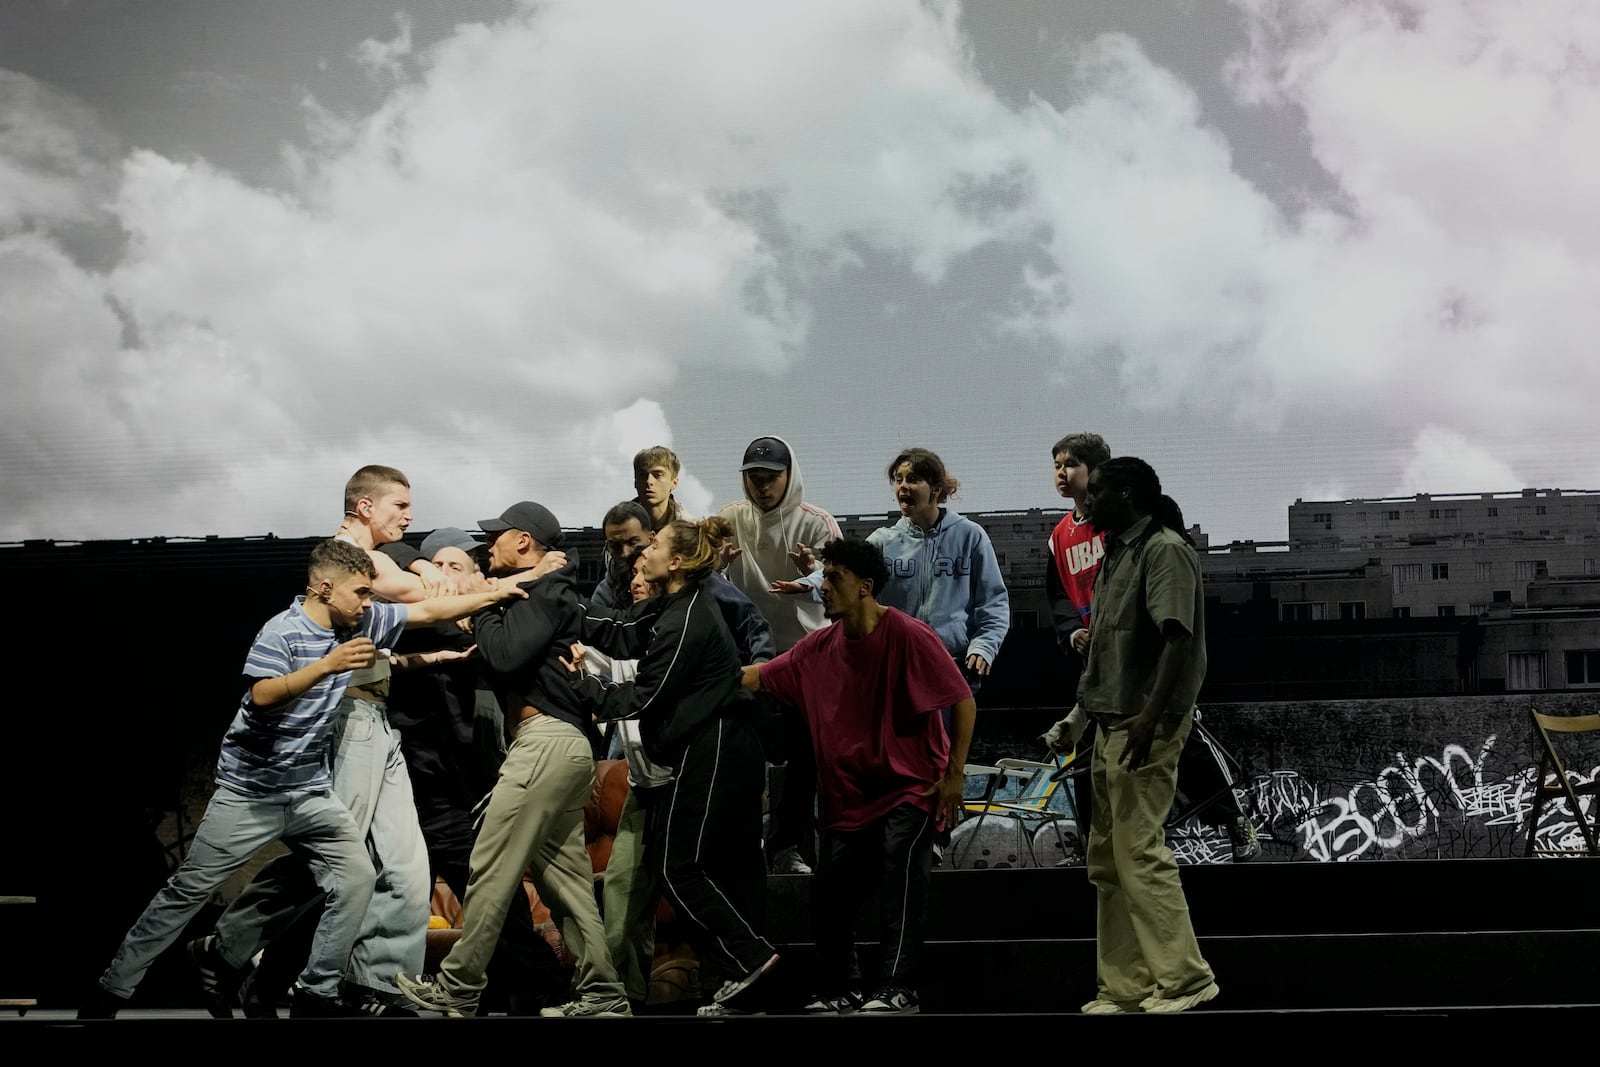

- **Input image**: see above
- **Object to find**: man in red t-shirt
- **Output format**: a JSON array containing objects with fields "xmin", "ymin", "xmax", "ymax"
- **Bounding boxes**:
[
  {"xmin": 1043, "ymin": 433, "xmax": 1258, "ymax": 862},
  {"xmin": 742, "ymin": 537, "xmax": 973, "ymax": 1017}
]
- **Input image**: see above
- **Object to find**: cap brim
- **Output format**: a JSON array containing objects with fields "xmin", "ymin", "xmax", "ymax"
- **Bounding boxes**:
[
  {"xmin": 741, "ymin": 461, "xmax": 789, "ymax": 472},
  {"xmin": 477, "ymin": 518, "xmax": 512, "ymax": 533}
]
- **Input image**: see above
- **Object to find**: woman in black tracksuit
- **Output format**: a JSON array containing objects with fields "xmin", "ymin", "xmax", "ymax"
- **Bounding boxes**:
[{"xmin": 564, "ymin": 515, "xmax": 778, "ymax": 1015}]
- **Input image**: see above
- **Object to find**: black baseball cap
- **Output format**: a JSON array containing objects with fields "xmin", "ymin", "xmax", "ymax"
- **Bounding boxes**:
[
  {"xmin": 740, "ymin": 437, "xmax": 791, "ymax": 472},
  {"xmin": 477, "ymin": 501, "xmax": 566, "ymax": 549},
  {"xmin": 419, "ymin": 527, "xmax": 482, "ymax": 559}
]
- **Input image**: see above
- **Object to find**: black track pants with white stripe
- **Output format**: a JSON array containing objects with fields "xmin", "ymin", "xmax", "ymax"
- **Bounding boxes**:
[
  {"xmin": 813, "ymin": 802, "xmax": 935, "ymax": 994},
  {"xmin": 656, "ymin": 715, "xmax": 775, "ymax": 976}
]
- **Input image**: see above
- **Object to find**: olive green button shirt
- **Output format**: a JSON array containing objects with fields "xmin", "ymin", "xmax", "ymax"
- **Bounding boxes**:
[{"xmin": 1076, "ymin": 516, "xmax": 1207, "ymax": 721}]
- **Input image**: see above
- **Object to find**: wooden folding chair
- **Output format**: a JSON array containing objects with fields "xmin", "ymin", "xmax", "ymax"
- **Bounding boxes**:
[{"xmin": 1524, "ymin": 707, "xmax": 1600, "ymax": 857}]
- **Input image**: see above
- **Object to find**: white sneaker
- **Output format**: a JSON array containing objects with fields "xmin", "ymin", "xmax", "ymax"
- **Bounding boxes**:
[
  {"xmin": 770, "ymin": 847, "xmax": 812, "ymax": 875},
  {"xmin": 1080, "ymin": 997, "xmax": 1129, "ymax": 1014},
  {"xmin": 1141, "ymin": 982, "xmax": 1220, "ymax": 1014},
  {"xmin": 539, "ymin": 996, "xmax": 632, "ymax": 1018},
  {"xmin": 709, "ymin": 953, "xmax": 780, "ymax": 1006}
]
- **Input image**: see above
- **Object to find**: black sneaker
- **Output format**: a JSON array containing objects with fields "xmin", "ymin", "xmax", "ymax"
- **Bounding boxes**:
[
  {"xmin": 342, "ymin": 981, "xmax": 420, "ymax": 1017},
  {"xmin": 186, "ymin": 935, "xmax": 245, "ymax": 1019},
  {"xmin": 76, "ymin": 984, "xmax": 128, "ymax": 1020},
  {"xmin": 802, "ymin": 989, "xmax": 865, "ymax": 1016},
  {"xmin": 289, "ymin": 984, "xmax": 355, "ymax": 1018},
  {"xmin": 860, "ymin": 985, "xmax": 920, "ymax": 1016},
  {"xmin": 239, "ymin": 966, "xmax": 281, "ymax": 1019}
]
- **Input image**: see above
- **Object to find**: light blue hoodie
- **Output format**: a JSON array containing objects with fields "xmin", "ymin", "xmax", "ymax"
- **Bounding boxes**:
[{"xmin": 804, "ymin": 507, "xmax": 1011, "ymax": 666}]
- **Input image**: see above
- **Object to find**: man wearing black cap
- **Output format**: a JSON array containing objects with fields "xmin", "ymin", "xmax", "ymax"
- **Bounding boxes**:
[
  {"xmin": 397, "ymin": 502, "xmax": 629, "ymax": 1019},
  {"xmin": 720, "ymin": 435, "xmax": 841, "ymax": 875},
  {"xmin": 385, "ymin": 526, "xmax": 568, "ymax": 1015}
]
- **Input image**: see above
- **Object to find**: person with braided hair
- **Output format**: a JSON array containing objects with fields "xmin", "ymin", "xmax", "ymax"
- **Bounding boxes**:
[
  {"xmin": 561, "ymin": 515, "xmax": 779, "ymax": 1017},
  {"xmin": 1071, "ymin": 457, "xmax": 1220, "ymax": 1016}
]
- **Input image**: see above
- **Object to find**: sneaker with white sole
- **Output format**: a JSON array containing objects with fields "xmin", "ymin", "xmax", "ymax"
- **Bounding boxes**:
[
  {"xmin": 708, "ymin": 952, "xmax": 779, "ymax": 1007},
  {"xmin": 540, "ymin": 996, "xmax": 632, "ymax": 1018},
  {"xmin": 770, "ymin": 847, "xmax": 813, "ymax": 875},
  {"xmin": 695, "ymin": 1001, "xmax": 764, "ymax": 1017},
  {"xmin": 1229, "ymin": 816, "xmax": 1261, "ymax": 863},
  {"xmin": 803, "ymin": 990, "xmax": 865, "ymax": 1015},
  {"xmin": 395, "ymin": 971, "xmax": 479, "ymax": 1018},
  {"xmin": 859, "ymin": 986, "xmax": 919, "ymax": 1016},
  {"xmin": 1080, "ymin": 997, "xmax": 1131, "ymax": 1014},
  {"xmin": 1141, "ymin": 981, "xmax": 1220, "ymax": 1014}
]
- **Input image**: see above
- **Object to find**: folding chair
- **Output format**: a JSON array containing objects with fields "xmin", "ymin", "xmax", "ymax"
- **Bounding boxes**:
[
  {"xmin": 1524, "ymin": 708, "xmax": 1600, "ymax": 857},
  {"xmin": 956, "ymin": 754, "xmax": 1080, "ymax": 868}
]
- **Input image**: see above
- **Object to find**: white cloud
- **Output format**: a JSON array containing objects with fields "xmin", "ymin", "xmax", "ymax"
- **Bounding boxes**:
[
  {"xmin": 1009, "ymin": 1, "xmax": 1600, "ymax": 485},
  {"xmin": 1, "ymin": 1, "xmax": 1030, "ymax": 540},
  {"xmin": 1397, "ymin": 426, "xmax": 1524, "ymax": 497},
  {"xmin": 7, "ymin": 0, "xmax": 1600, "ymax": 542}
]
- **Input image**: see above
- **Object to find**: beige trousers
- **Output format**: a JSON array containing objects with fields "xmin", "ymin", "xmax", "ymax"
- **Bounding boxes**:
[{"xmin": 1086, "ymin": 708, "xmax": 1215, "ymax": 1005}]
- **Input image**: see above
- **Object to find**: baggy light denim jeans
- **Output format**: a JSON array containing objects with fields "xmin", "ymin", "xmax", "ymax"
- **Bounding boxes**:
[
  {"xmin": 214, "ymin": 697, "xmax": 431, "ymax": 994},
  {"xmin": 99, "ymin": 784, "xmax": 372, "ymax": 999}
]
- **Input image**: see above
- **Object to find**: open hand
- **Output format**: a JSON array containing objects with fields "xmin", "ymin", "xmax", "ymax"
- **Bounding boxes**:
[
  {"xmin": 769, "ymin": 579, "xmax": 808, "ymax": 596},
  {"xmin": 522, "ymin": 550, "xmax": 568, "ymax": 583},
  {"xmin": 965, "ymin": 654, "xmax": 991, "ymax": 677},
  {"xmin": 787, "ymin": 542, "xmax": 816, "ymax": 573}
]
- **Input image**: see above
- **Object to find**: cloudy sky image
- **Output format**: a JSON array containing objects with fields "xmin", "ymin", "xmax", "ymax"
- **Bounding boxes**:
[{"xmin": 3, "ymin": 0, "xmax": 1598, "ymax": 546}]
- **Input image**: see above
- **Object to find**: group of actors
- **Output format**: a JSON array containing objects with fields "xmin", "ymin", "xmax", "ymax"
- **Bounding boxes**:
[{"xmin": 79, "ymin": 431, "xmax": 1252, "ymax": 1020}]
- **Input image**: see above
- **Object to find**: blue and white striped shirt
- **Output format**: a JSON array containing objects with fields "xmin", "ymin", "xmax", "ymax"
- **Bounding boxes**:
[{"xmin": 215, "ymin": 597, "xmax": 407, "ymax": 795}]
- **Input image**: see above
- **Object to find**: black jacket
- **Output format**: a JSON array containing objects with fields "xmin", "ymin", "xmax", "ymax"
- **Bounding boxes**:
[
  {"xmin": 472, "ymin": 558, "xmax": 596, "ymax": 747},
  {"xmin": 571, "ymin": 579, "xmax": 751, "ymax": 764}
]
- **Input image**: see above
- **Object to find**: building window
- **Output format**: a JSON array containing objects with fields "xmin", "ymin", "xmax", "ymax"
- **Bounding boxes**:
[
  {"xmin": 1444, "ymin": 508, "xmax": 1459, "ymax": 519},
  {"xmin": 1392, "ymin": 607, "xmax": 1411, "ymax": 619},
  {"xmin": 1437, "ymin": 605, "xmax": 1457, "ymax": 617},
  {"xmin": 1515, "ymin": 560, "xmax": 1549, "ymax": 580},
  {"xmin": 1469, "ymin": 603, "xmax": 1489, "ymax": 615},
  {"xmin": 1283, "ymin": 602, "xmax": 1329, "ymax": 622},
  {"xmin": 1476, "ymin": 562, "xmax": 1493, "ymax": 580},
  {"xmin": 1487, "ymin": 506, "xmax": 1498, "ymax": 517},
  {"xmin": 1394, "ymin": 563, "xmax": 1423, "ymax": 584},
  {"xmin": 1428, "ymin": 508, "xmax": 1440, "ymax": 519},
  {"xmin": 1587, "ymin": 559, "xmax": 1597, "ymax": 576},
  {"xmin": 1387, "ymin": 510, "xmax": 1401, "ymax": 521},
  {"xmin": 1567, "ymin": 650, "xmax": 1600, "ymax": 686},
  {"xmin": 1508, "ymin": 652, "xmax": 1547, "ymax": 691},
  {"xmin": 1540, "ymin": 529, "xmax": 1551, "ymax": 537},
  {"xmin": 1312, "ymin": 512, "xmax": 1332, "ymax": 524},
  {"xmin": 1431, "ymin": 563, "xmax": 1449, "ymax": 580},
  {"xmin": 1493, "ymin": 589, "xmax": 1513, "ymax": 603},
  {"xmin": 1537, "ymin": 505, "xmax": 1548, "ymax": 516},
  {"xmin": 1339, "ymin": 601, "xmax": 1366, "ymax": 621}
]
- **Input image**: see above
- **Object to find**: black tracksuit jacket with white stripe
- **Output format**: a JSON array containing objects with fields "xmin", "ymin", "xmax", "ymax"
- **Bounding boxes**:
[{"xmin": 571, "ymin": 580, "xmax": 751, "ymax": 766}]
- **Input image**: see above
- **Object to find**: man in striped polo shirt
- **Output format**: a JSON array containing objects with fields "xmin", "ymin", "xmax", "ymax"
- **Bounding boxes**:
[{"xmin": 78, "ymin": 539, "xmax": 532, "ymax": 1019}]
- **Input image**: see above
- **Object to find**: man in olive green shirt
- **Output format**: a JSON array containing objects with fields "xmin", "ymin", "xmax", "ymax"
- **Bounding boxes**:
[{"xmin": 1073, "ymin": 457, "xmax": 1218, "ymax": 1016}]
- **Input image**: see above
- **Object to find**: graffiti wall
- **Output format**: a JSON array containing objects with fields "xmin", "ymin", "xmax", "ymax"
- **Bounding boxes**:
[{"xmin": 953, "ymin": 694, "xmax": 1600, "ymax": 866}]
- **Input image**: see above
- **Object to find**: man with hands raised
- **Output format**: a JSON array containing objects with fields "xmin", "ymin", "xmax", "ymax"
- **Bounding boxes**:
[{"xmin": 81, "ymin": 539, "xmax": 533, "ymax": 1019}]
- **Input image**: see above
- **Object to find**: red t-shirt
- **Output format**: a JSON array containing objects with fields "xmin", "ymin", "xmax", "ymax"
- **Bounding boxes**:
[
  {"xmin": 1049, "ymin": 510, "xmax": 1106, "ymax": 623},
  {"xmin": 758, "ymin": 608, "xmax": 972, "ymax": 830}
]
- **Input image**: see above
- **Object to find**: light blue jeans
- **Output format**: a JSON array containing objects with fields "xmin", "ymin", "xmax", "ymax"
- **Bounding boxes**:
[
  {"xmin": 99, "ymin": 784, "xmax": 372, "ymax": 999},
  {"xmin": 214, "ymin": 697, "xmax": 431, "ymax": 994}
]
